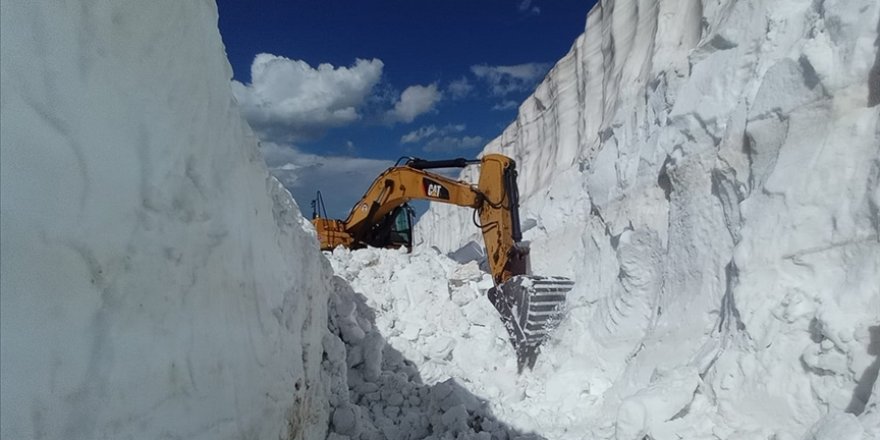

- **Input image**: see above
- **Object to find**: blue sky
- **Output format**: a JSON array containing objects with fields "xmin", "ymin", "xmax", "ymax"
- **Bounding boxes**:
[{"xmin": 217, "ymin": 0, "xmax": 594, "ymax": 217}]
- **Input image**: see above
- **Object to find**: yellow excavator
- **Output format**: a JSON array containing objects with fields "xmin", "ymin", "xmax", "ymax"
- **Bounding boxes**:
[{"xmin": 311, "ymin": 153, "xmax": 573, "ymax": 371}]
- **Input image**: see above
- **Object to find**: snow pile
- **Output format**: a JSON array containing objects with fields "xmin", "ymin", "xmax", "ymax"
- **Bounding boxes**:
[
  {"xmin": 325, "ymin": 247, "xmax": 628, "ymax": 439},
  {"xmin": 323, "ymin": 248, "xmax": 547, "ymax": 440},
  {"xmin": 1, "ymin": 2, "xmax": 334, "ymax": 438},
  {"xmin": 415, "ymin": 0, "xmax": 880, "ymax": 438}
]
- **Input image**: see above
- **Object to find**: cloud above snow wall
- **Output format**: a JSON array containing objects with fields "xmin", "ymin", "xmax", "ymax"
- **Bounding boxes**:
[
  {"xmin": 384, "ymin": 83, "xmax": 443, "ymax": 123},
  {"xmin": 470, "ymin": 62, "xmax": 552, "ymax": 96},
  {"xmin": 231, "ymin": 54, "xmax": 443, "ymax": 143},
  {"xmin": 232, "ymin": 54, "xmax": 384, "ymax": 142},
  {"xmin": 0, "ymin": 2, "xmax": 332, "ymax": 439}
]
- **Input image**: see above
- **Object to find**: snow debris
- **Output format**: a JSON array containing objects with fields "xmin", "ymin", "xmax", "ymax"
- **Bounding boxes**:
[{"xmin": 322, "ymin": 257, "xmax": 546, "ymax": 439}]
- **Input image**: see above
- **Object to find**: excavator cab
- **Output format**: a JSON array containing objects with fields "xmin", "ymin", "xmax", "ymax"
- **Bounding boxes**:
[
  {"xmin": 389, "ymin": 204, "xmax": 415, "ymax": 248},
  {"xmin": 312, "ymin": 192, "xmax": 415, "ymax": 251},
  {"xmin": 365, "ymin": 204, "xmax": 415, "ymax": 250}
]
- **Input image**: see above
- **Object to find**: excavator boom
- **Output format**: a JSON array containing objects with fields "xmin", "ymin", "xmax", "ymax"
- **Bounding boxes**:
[{"xmin": 311, "ymin": 154, "xmax": 574, "ymax": 371}]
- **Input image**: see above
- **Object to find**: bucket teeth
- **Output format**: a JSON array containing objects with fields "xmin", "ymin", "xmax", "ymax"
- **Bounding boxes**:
[{"xmin": 488, "ymin": 275, "xmax": 574, "ymax": 373}]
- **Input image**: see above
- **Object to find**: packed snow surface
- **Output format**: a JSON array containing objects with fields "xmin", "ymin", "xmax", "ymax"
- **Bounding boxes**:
[{"xmin": 414, "ymin": 0, "xmax": 880, "ymax": 438}]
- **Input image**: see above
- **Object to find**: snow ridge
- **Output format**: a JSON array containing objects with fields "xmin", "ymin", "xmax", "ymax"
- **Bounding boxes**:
[
  {"xmin": 1, "ymin": 2, "xmax": 334, "ymax": 438},
  {"xmin": 415, "ymin": 0, "xmax": 880, "ymax": 438}
]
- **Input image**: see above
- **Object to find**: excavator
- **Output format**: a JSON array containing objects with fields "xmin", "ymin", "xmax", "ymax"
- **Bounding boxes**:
[{"xmin": 311, "ymin": 153, "xmax": 574, "ymax": 372}]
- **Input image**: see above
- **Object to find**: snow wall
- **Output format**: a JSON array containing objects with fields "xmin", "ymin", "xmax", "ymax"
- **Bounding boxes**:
[
  {"xmin": 417, "ymin": 0, "xmax": 880, "ymax": 438},
  {"xmin": 0, "ymin": 2, "xmax": 334, "ymax": 438}
]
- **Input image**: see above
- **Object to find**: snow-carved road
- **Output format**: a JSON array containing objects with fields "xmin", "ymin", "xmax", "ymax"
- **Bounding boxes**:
[{"xmin": 3, "ymin": 0, "xmax": 877, "ymax": 438}]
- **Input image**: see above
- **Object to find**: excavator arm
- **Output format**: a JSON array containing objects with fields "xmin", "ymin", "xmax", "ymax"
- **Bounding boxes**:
[
  {"xmin": 315, "ymin": 154, "xmax": 525, "ymax": 285},
  {"xmin": 311, "ymin": 153, "xmax": 574, "ymax": 371}
]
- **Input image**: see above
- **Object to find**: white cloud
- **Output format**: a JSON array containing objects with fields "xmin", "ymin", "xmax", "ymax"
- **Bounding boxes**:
[
  {"xmin": 518, "ymin": 0, "xmax": 541, "ymax": 15},
  {"xmin": 492, "ymin": 100, "xmax": 519, "ymax": 111},
  {"xmin": 470, "ymin": 62, "xmax": 551, "ymax": 96},
  {"xmin": 399, "ymin": 123, "xmax": 480, "ymax": 152},
  {"xmin": 260, "ymin": 142, "xmax": 392, "ymax": 218},
  {"xmin": 386, "ymin": 84, "xmax": 442, "ymax": 123},
  {"xmin": 401, "ymin": 126, "xmax": 438, "ymax": 143},
  {"xmin": 447, "ymin": 77, "xmax": 474, "ymax": 100},
  {"xmin": 400, "ymin": 124, "xmax": 465, "ymax": 144},
  {"xmin": 422, "ymin": 135, "xmax": 485, "ymax": 153},
  {"xmin": 232, "ymin": 54, "xmax": 383, "ymax": 142}
]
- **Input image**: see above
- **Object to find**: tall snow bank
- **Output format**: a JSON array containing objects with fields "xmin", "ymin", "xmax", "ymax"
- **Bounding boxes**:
[
  {"xmin": 417, "ymin": 0, "xmax": 880, "ymax": 438},
  {"xmin": 0, "ymin": 2, "xmax": 332, "ymax": 438}
]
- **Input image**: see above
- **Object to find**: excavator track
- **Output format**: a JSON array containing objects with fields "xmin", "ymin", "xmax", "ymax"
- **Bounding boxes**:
[{"xmin": 488, "ymin": 275, "xmax": 574, "ymax": 372}]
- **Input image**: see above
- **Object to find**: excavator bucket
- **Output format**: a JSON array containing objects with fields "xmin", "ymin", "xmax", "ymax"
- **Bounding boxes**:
[{"xmin": 488, "ymin": 275, "xmax": 574, "ymax": 372}]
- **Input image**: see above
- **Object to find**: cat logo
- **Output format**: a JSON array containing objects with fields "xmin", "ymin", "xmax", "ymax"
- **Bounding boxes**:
[
  {"xmin": 427, "ymin": 184, "xmax": 442, "ymax": 197},
  {"xmin": 422, "ymin": 178, "xmax": 450, "ymax": 200}
]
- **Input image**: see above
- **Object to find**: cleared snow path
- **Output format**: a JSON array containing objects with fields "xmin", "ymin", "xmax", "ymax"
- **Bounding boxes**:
[{"xmin": 323, "ymin": 247, "xmax": 552, "ymax": 440}]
